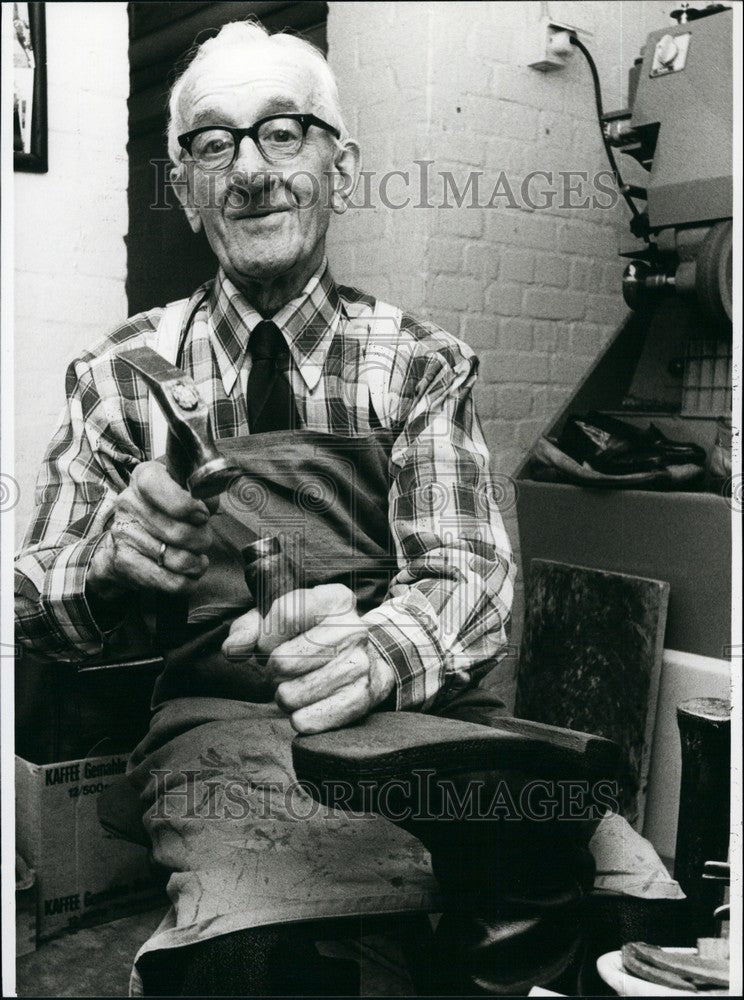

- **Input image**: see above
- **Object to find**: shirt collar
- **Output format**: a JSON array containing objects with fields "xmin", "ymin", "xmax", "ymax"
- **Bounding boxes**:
[{"xmin": 207, "ymin": 258, "xmax": 343, "ymax": 395}]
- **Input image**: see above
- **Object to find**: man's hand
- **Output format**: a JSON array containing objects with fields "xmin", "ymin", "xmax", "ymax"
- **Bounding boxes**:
[
  {"xmin": 87, "ymin": 461, "xmax": 213, "ymax": 600},
  {"xmin": 222, "ymin": 583, "xmax": 396, "ymax": 734}
]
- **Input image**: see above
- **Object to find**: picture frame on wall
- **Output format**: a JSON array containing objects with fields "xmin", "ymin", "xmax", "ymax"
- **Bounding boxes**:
[{"xmin": 13, "ymin": 1, "xmax": 47, "ymax": 173}]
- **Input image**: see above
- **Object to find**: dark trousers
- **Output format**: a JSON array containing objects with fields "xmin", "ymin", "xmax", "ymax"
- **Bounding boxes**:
[{"xmin": 138, "ymin": 919, "xmax": 361, "ymax": 997}]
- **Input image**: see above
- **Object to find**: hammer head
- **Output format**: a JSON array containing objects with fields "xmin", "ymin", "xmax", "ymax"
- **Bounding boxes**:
[{"xmin": 117, "ymin": 346, "xmax": 242, "ymax": 499}]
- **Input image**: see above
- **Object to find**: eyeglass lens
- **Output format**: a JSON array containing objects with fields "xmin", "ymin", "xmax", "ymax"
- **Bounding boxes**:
[{"xmin": 191, "ymin": 118, "xmax": 305, "ymax": 168}]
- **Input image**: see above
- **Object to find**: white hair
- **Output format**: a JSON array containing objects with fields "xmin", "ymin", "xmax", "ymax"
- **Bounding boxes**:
[{"xmin": 167, "ymin": 19, "xmax": 348, "ymax": 175}]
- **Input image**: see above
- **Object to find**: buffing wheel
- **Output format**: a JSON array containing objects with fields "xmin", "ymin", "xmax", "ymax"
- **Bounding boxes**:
[{"xmin": 696, "ymin": 219, "xmax": 732, "ymax": 326}]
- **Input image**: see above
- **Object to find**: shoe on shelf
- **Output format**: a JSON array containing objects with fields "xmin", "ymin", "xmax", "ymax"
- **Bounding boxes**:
[
  {"xmin": 642, "ymin": 421, "xmax": 708, "ymax": 465},
  {"xmin": 558, "ymin": 413, "xmax": 707, "ymax": 475},
  {"xmin": 558, "ymin": 415, "xmax": 666, "ymax": 474},
  {"xmin": 585, "ymin": 412, "xmax": 707, "ymax": 466}
]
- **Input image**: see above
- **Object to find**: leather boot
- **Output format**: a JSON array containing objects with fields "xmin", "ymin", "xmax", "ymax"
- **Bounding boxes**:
[{"xmin": 293, "ymin": 711, "xmax": 620, "ymax": 997}]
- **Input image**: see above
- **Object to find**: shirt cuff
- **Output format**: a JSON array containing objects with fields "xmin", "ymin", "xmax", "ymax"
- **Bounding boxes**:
[
  {"xmin": 363, "ymin": 599, "xmax": 446, "ymax": 711},
  {"xmin": 40, "ymin": 534, "xmax": 124, "ymax": 657}
]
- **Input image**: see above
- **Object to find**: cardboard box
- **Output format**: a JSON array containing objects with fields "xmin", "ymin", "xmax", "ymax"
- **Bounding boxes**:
[
  {"xmin": 15, "ymin": 853, "xmax": 37, "ymax": 957},
  {"xmin": 16, "ymin": 753, "xmax": 164, "ymax": 941}
]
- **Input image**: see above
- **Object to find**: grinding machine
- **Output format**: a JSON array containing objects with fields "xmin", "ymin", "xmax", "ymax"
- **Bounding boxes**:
[{"xmin": 609, "ymin": 3, "xmax": 733, "ymax": 328}]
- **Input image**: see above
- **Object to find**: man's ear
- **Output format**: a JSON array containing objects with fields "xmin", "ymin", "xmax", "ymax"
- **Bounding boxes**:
[
  {"xmin": 330, "ymin": 139, "xmax": 361, "ymax": 215},
  {"xmin": 171, "ymin": 165, "xmax": 203, "ymax": 233}
]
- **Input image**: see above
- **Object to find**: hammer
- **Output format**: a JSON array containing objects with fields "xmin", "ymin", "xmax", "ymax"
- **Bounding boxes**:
[
  {"xmin": 117, "ymin": 346, "xmax": 300, "ymax": 616},
  {"xmin": 117, "ymin": 345, "xmax": 243, "ymax": 499}
]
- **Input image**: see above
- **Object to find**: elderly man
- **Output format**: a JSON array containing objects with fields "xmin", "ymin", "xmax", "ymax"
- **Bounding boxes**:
[{"xmin": 16, "ymin": 19, "xmax": 519, "ymax": 997}]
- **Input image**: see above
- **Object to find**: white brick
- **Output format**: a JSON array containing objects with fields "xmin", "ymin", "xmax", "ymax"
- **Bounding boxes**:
[
  {"xmin": 490, "ymin": 65, "xmax": 565, "ymax": 113},
  {"xmin": 515, "ymin": 213, "xmax": 563, "ymax": 250},
  {"xmin": 499, "ymin": 318, "xmax": 534, "ymax": 351},
  {"xmin": 499, "ymin": 250, "xmax": 535, "ymax": 283},
  {"xmin": 486, "ymin": 282, "xmax": 524, "ymax": 317},
  {"xmin": 523, "ymin": 288, "xmax": 585, "ymax": 320},
  {"xmin": 462, "ymin": 315, "xmax": 499, "ymax": 351},
  {"xmin": 549, "ymin": 0, "xmax": 597, "ymax": 34},
  {"xmin": 483, "ymin": 352, "xmax": 551, "ymax": 383},
  {"xmin": 570, "ymin": 324, "xmax": 604, "ymax": 355},
  {"xmin": 485, "ymin": 136, "xmax": 527, "ymax": 175},
  {"xmin": 495, "ymin": 102, "xmax": 540, "ymax": 144},
  {"xmin": 532, "ymin": 320, "xmax": 562, "ymax": 352},
  {"xmin": 442, "ymin": 54, "xmax": 494, "ymax": 99},
  {"xmin": 433, "ymin": 131, "xmax": 490, "ymax": 170},
  {"xmin": 570, "ymin": 258, "xmax": 592, "ymax": 290},
  {"xmin": 550, "ymin": 354, "xmax": 592, "ymax": 384},
  {"xmin": 428, "ymin": 275, "xmax": 484, "ymax": 313},
  {"xmin": 531, "ymin": 388, "xmax": 564, "ymax": 419},
  {"xmin": 428, "ymin": 309, "xmax": 462, "ymax": 337},
  {"xmin": 603, "ymin": 261, "xmax": 624, "ymax": 295},
  {"xmin": 538, "ymin": 111, "xmax": 574, "ymax": 155},
  {"xmin": 428, "ymin": 237, "xmax": 464, "ymax": 274},
  {"xmin": 584, "ymin": 293, "xmax": 626, "ymax": 325},
  {"xmin": 433, "ymin": 205, "xmax": 485, "ymax": 239},
  {"xmin": 559, "ymin": 221, "xmax": 617, "ymax": 257},
  {"xmin": 516, "ymin": 418, "xmax": 547, "ymax": 449},
  {"xmin": 464, "ymin": 242, "xmax": 499, "ymax": 283},
  {"xmin": 473, "ymin": 385, "xmax": 504, "ymax": 422},
  {"xmin": 534, "ymin": 254, "xmax": 570, "ymax": 287},
  {"xmin": 495, "ymin": 385, "xmax": 533, "ymax": 420},
  {"xmin": 487, "ymin": 210, "xmax": 560, "ymax": 251},
  {"xmin": 480, "ymin": 418, "xmax": 518, "ymax": 446}
]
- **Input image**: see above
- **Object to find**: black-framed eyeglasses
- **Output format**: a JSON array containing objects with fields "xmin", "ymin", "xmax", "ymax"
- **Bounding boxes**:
[{"xmin": 178, "ymin": 113, "xmax": 341, "ymax": 170}]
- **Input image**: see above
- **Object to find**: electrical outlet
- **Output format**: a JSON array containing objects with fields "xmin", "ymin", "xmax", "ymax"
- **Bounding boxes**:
[{"xmin": 527, "ymin": 17, "xmax": 577, "ymax": 72}]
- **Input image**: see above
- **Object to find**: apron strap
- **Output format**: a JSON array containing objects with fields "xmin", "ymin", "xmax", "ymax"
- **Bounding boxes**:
[
  {"xmin": 365, "ymin": 298, "xmax": 403, "ymax": 428},
  {"xmin": 148, "ymin": 298, "xmax": 189, "ymax": 460},
  {"xmin": 150, "ymin": 294, "xmax": 403, "ymax": 445}
]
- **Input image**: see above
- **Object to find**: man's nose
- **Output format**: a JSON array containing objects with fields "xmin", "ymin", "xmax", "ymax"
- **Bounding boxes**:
[{"xmin": 229, "ymin": 137, "xmax": 279, "ymax": 192}]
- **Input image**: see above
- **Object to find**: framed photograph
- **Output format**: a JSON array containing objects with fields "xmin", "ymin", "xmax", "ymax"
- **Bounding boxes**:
[{"xmin": 13, "ymin": 1, "xmax": 47, "ymax": 173}]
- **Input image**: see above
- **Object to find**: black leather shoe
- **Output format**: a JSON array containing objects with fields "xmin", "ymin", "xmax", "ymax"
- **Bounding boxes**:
[
  {"xmin": 560, "ymin": 413, "xmax": 707, "ymax": 474},
  {"xmin": 585, "ymin": 412, "xmax": 707, "ymax": 466},
  {"xmin": 558, "ymin": 416, "xmax": 666, "ymax": 474},
  {"xmin": 641, "ymin": 421, "xmax": 707, "ymax": 465}
]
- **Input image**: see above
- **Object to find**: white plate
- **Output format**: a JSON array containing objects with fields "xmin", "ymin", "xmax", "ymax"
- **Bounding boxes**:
[{"xmin": 596, "ymin": 949, "xmax": 729, "ymax": 997}]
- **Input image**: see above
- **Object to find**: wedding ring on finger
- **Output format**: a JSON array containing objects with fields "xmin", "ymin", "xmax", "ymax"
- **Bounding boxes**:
[{"xmin": 157, "ymin": 541, "xmax": 168, "ymax": 568}]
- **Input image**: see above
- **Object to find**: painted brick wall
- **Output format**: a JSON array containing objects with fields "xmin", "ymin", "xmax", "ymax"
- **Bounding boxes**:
[
  {"xmin": 326, "ymin": 0, "xmax": 675, "ymax": 694},
  {"xmin": 14, "ymin": 3, "xmax": 129, "ymax": 544}
]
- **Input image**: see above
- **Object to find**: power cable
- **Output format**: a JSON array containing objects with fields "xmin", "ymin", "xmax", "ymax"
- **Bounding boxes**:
[{"xmin": 570, "ymin": 35, "xmax": 642, "ymax": 222}]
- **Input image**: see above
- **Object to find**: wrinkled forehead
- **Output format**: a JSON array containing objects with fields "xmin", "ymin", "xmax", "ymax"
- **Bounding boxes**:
[{"xmin": 179, "ymin": 43, "xmax": 318, "ymax": 128}]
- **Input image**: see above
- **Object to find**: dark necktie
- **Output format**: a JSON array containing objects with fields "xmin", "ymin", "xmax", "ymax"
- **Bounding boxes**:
[{"xmin": 246, "ymin": 320, "xmax": 300, "ymax": 433}]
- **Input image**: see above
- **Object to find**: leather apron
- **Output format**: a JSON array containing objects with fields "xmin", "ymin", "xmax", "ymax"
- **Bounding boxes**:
[{"xmin": 127, "ymin": 428, "xmax": 441, "ymax": 972}]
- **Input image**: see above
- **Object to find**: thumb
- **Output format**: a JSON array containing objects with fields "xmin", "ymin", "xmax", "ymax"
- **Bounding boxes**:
[{"xmin": 222, "ymin": 609, "xmax": 261, "ymax": 660}]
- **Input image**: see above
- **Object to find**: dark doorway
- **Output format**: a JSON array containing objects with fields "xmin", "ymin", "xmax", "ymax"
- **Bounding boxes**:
[{"xmin": 127, "ymin": 2, "xmax": 328, "ymax": 315}]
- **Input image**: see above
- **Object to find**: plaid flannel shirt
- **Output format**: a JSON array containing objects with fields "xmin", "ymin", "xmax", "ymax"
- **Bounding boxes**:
[{"xmin": 15, "ymin": 262, "xmax": 515, "ymax": 710}]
